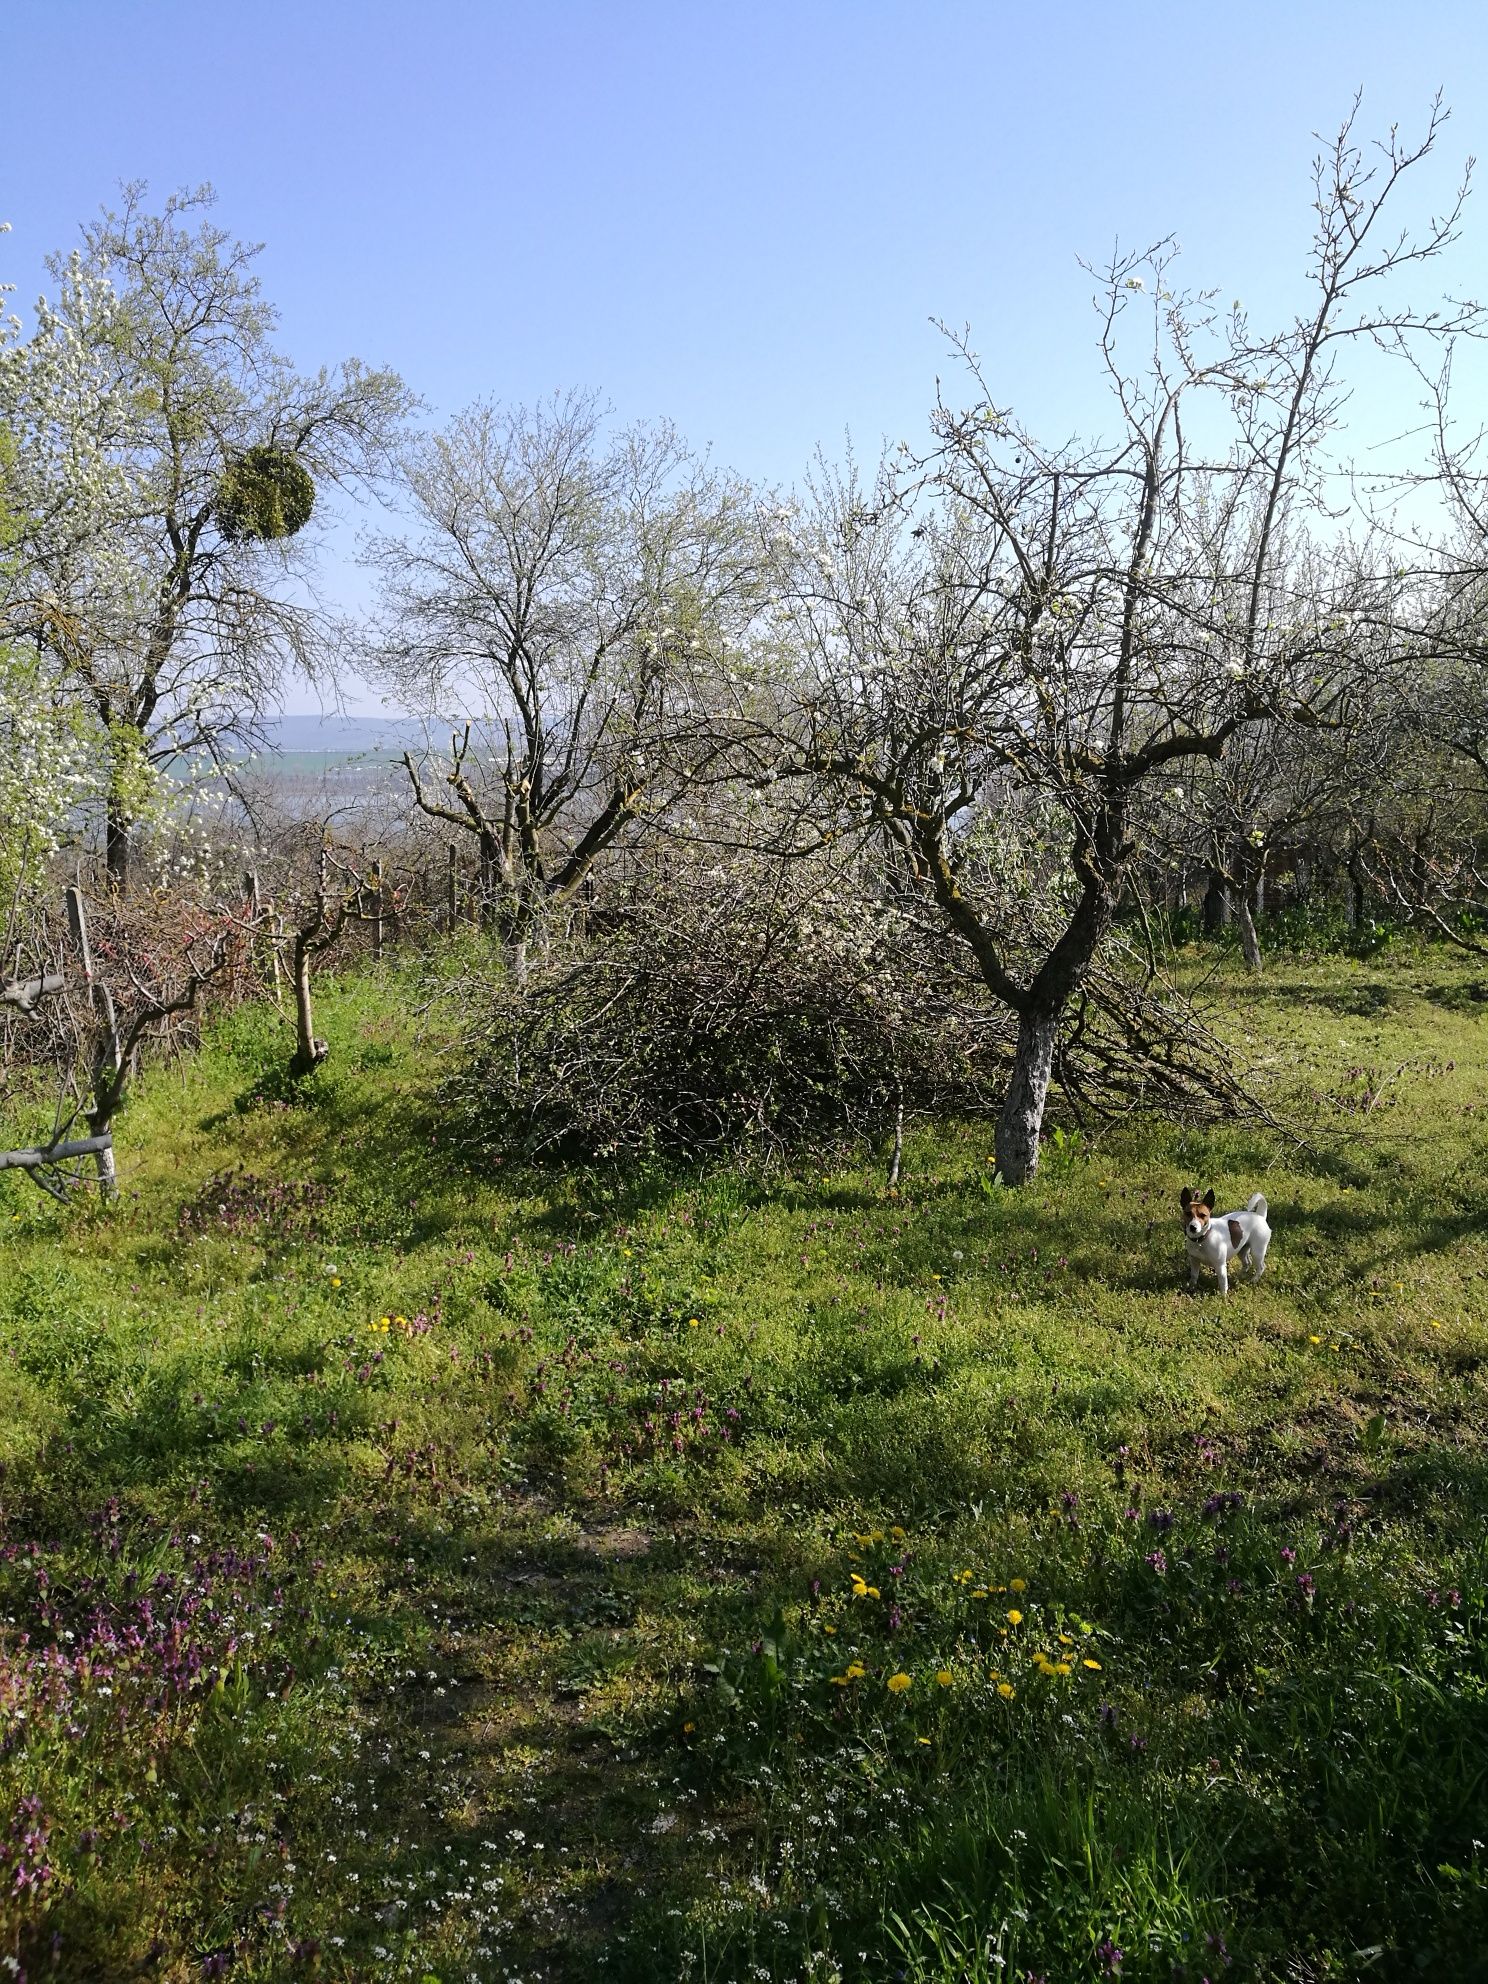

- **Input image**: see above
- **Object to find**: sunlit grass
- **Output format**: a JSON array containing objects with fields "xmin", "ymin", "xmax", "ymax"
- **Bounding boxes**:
[{"xmin": 0, "ymin": 943, "xmax": 1485, "ymax": 1979}]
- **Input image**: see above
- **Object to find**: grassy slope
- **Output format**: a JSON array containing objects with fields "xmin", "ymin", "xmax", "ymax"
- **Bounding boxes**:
[{"xmin": 0, "ymin": 948, "xmax": 1485, "ymax": 1983}]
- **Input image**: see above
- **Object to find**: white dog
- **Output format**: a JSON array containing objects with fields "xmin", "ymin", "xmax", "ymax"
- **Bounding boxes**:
[{"xmin": 1179, "ymin": 1186, "xmax": 1271, "ymax": 1295}]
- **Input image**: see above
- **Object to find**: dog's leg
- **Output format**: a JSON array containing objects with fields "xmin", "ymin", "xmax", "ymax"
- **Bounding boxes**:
[
  {"xmin": 1251, "ymin": 1231, "xmax": 1269, "ymax": 1279},
  {"xmin": 1216, "ymin": 1261, "xmax": 1229, "ymax": 1296},
  {"xmin": 1188, "ymin": 1259, "xmax": 1200, "ymax": 1290}
]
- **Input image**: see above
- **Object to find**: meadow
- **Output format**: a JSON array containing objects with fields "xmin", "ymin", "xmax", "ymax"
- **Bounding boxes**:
[{"xmin": 0, "ymin": 943, "xmax": 1485, "ymax": 1983}]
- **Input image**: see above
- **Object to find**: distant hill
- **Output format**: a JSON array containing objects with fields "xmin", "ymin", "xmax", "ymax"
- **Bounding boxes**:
[{"xmin": 264, "ymin": 712, "xmax": 428, "ymax": 758}]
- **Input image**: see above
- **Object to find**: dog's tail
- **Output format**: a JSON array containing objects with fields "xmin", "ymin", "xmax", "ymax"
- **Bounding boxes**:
[{"xmin": 1248, "ymin": 1192, "xmax": 1268, "ymax": 1218}]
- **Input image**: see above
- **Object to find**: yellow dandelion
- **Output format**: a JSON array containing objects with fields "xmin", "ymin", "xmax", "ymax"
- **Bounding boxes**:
[
  {"xmin": 688, "ymin": 1317, "xmax": 700, "ymax": 1328},
  {"xmin": 1058, "ymin": 1633, "xmax": 1073, "ymax": 1645},
  {"xmin": 890, "ymin": 1525, "xmax": 906, "ymax": 1540},
  {"xmin": 1006, "ymin": 1609, "xmax": 1023, "ymax": 1626},
  {"xmin": 1309, "ymin": 1334, "xmax": 1321, "ymax": 1344},
  {"xmin": 683, "ymin": 1720, "xmax": 695, "ymax": 1734},
  {"xmin": 886, "ymin": 1671, "xmax": 913, "ymax": 1693},
  {"xmin": 823, "ymin": 1624, "xmax": 837, "ymax": 1635},
  {"xmin": 997, "ymin": 1681, "xmax": 1016, "ymax": 1700},
  {"xmin": 1009, "ymin": 1577, "xmax": 1027, "ymax": 1593},
  {"xmin": 845, "ymin": 1663, "xmax": 865, "ymax": 1681},
  {"xmin": 1054, "ymin": 1662, "xmax": 1072, "ymax": 1676},
  {"xmin": 917, "ymin": 1735, "xmax": 932, "ymax": 1745},
  {"xmin": 936, "ymin": 1669, "xmax": 953, "ymax": 1687},
  {"xmin": 867, "ymin": 1585, "xmax": 881, "ymax": 1600},
  {"xmin": 1083, "ymin": 1658, "xmax": 1102, "ymax": 1671}
]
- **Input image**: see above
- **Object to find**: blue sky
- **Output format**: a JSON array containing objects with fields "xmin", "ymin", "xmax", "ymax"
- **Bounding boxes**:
[{"xmin": 5, "ymin": 0, "xmax": 1486, "ymax": 710}]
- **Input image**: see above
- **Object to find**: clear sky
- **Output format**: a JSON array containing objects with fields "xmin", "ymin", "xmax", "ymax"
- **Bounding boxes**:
[{"xmin": 4, "ymin": 0, "xmax": 1487, "ymax": 711}]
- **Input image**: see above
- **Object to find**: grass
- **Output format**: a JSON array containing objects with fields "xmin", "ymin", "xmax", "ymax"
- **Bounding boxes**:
[{"xmin": 0, "ymin": 943, "xmax": 1485, "ymax": 1982}]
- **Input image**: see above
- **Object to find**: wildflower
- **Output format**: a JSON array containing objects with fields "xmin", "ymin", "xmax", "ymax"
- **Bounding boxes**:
[
  {"xmin": 688, "ymin": 1317, "xmax": 700, "ymax": 1328},
  {"xmin": 997, "ymin": 1681, "xmax": 1016, "ymax": 1699},
  {"xmin": 935, "ymin": 1669, "xmax": 953, "ymax": 1687},
  {"xmin": 682, "ymin": 1721, "xmax": 695, "ymax": 1734},
  {"xmin": 886, "ymin": 1671, "xmax": 912, "ymax": 1693},
  {"xmin": 1006, "ymin": 1609, "xmax": 1023, "ymax": 1625},
  {"xmin": 1054, "ymin": 1662, "xmax": 1071, "ymax": 1676},
  {"xmin": 1145, "ymin": 1550, "xmax": 1167, "ymax": 1575},
  {"xmin": 1083, "ymin": 1658, "xmax": 1102, "ymax": 1671},
  {"xmin": 845, "ymin": 1663, "xmax": 865, "ymax": 1680},
  {"xmin": 1096, "ymin": 1937, "xmax": 1124, "ymax": 1972},
  {"xmin": 1009, "ymin": 1577, "xmax": 1027, "ymax": 1593}
]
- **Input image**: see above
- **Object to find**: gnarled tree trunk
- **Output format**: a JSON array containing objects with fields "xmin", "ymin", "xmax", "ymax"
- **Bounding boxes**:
[{"xmin": 996, "ymin": 1007, "xmax": 1060, "ymax": 1185}]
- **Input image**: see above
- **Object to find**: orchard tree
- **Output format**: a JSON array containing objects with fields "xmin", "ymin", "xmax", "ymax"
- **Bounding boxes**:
[
  {"xmin": 0, "ymin": 184, "xmax": 413, "ymax": 887},
  {"xmin": 364, "ymin": 390, "xmax": 761, "ymax": 956},
  {"xmin": 756, "ymin": 101, "xmax": 1479, "ymax": 1180},
  {"xmin": 0, "ymin": 225, "xmax": 97, "ymax": 942}
]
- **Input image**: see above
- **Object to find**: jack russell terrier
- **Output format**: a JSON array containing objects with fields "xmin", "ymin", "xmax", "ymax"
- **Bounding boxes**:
[{"xmin": 1180, "ymin": 1186, "xmax": 1271, "ymax": 1295}]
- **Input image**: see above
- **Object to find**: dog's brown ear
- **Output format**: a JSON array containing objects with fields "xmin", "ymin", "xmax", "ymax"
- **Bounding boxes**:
[
  {"xmin": 1203, "ymin": 1188, "xmax": 1216, "ymax": 1209},
  {"xmin": 1180, "ymin": 1187, "xmax": 1192, "ymax": 1210}
]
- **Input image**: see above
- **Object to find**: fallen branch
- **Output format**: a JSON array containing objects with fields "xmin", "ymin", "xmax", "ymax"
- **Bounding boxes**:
[
  {"xmin": 0, "ymin": 972, "xmax": 67, "ymax": 1016},
  {"xmin": 0, "ymin": 1134, "xmax": 114, "ymax": 1172}
]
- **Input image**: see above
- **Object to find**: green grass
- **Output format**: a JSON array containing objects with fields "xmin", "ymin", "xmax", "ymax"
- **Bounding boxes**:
[{"xmin": 0, "ymin": 946, "xmax": 1485, "ymax": 1982}]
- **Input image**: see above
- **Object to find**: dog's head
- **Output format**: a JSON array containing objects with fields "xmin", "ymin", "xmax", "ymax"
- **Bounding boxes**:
[{"xmin": 1179, "ymin": 1186, "xmax": 1216, "ymax": 1240}]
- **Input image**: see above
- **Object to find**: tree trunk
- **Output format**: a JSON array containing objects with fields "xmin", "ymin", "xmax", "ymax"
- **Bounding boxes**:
[
  {"xmin": 288, "ymin": 936, "xmax": 327, "ymax": 1079},
  {"xmin": 996, "ymin": 1008, "xmax": 1059, "ymax": 1185},
  {"xmin": 105, "ymin": 803, "xmax": 130, "ymax": 892},
  {"xmin": 886, "ymin": 1082, "xmax": 905, "ymax": 1190},
  {"xmin": 1349, "ymin": 857, "xmax": 1367, "ymax": 931},
  {"xmin": 1202, "ymin": 868, "xmax": 1229, "ymax": 935},
  {"xmin": 1236, "ymin": 888, "xmax": 1263, "ymax": 971}
]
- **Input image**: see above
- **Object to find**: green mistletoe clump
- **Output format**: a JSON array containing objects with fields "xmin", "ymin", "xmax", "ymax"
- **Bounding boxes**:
[{"xmin": 215, "ymin": 445, "xmax": 315, "ymax": 543}]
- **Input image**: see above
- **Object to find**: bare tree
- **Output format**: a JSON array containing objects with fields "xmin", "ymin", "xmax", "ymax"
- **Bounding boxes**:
[
  {"xmin": 363, "ymin": 391, "xmax": 761, "ymax": 960},
  {"xmin": 0, "ymin": 885, "xmax": 243, "ymax": 1199},
  {"xmin": 753, "ymin": 100, "xmax": 1478, "ymax": 1180}
]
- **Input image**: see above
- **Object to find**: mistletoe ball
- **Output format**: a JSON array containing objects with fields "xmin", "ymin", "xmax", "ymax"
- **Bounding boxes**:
[{"xmin": 215, "ymin": 446, "xmax": 315, "ymax": 543}]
